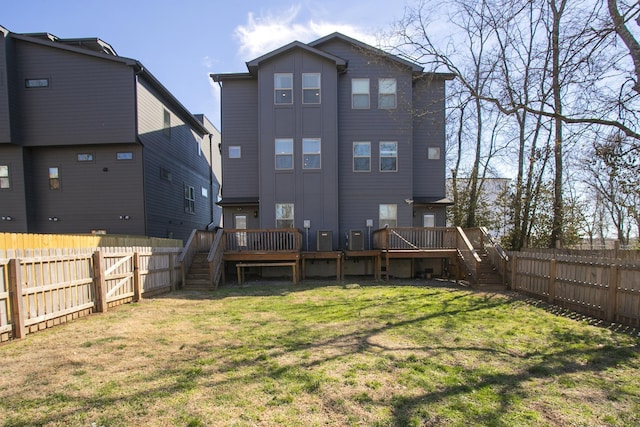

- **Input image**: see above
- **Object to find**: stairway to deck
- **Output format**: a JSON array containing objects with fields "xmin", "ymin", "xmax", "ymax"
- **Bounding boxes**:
[
  {"xmin": 183, "ymin": 252, "xmax": 212, "ymax": 290},
  {"xmin": 475, "ymin": 249, "xmax": 506, "ymax": 290}
]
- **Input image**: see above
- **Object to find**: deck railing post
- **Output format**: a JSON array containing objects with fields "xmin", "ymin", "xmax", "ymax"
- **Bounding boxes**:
[{"xmin": 8, "ymin": 259, "xmax": 26, "ymax": 339}]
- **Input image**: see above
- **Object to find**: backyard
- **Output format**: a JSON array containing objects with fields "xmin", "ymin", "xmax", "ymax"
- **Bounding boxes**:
[{"xmin": 0, "ymin": 280, "xmax": 639, "ymax": 426}]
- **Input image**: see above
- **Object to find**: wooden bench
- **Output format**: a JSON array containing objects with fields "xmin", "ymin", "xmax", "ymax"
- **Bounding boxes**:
[{"xmin": 235, "ymin": 262, "xmax": 298, "ymax": 286}]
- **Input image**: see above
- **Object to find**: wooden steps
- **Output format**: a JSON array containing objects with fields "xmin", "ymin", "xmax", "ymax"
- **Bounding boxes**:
[{"xmin": 183, "ymin": 252, "xmax": 212, "ymax": 290}]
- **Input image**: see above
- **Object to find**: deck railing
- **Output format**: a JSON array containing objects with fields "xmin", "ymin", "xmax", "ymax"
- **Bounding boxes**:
[
  {"xmin": 223, "ymin": 228, "xmax": 302, "ymax": 252},
  {"xmin": 372, "ymin": 227, "xmax": 458, "ymax": 250},
  {"xmin": 455, "ymin": 227, "xmax": 482, "ymax": 284}
]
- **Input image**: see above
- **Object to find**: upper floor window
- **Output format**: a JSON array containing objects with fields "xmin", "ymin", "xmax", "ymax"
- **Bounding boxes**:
[
  {"xmin": 49, "ymin": 167, "xmax": 61, "ymax": 190},
  {"xmin": 0, "ymin": 165, "xmax": 9, "ymax": 189},
  {"xmin": 184, "ymin": 185, "xmax": 195, "ymax": 214},
  {"xmin": 379, "ymin": 204, "xmax": 398, "ymax": 228},
  {"xmin": 77, "ymin": 153, "xmax": 94, "ymax": 162},
  {"xmin": 229, "ymin": 146, "xmax": 242, "ymax": 159},
  {"xmin": 302, "ymin": 138, "xmax": 321, "ymax": 169},
  {"xmin": 117, "ymin": 152, "xmax": 133, "ymax": 160},
  {"xmin": 380, "ymin": 142, "xmax": 398, "ymax": 172},
  {"xmin": 25, "ymin": 78, "xmax": 49, "ymax": 88},
  {"xmin": 428, "ymin": 146, "xmax": 441, "ymax": 160},
  {"xmin": 302, "ymin": 73, "xmax": 321, "ymax": 104},
  {"xmin": 353, "ymin": 142, "xmax": 371, "ymax": 172},
  {"xmin": 276, "ymin": 203, "xmax": 294, "ymax": 228},
  {"xmin": 275, "ymin": 73, "xmax": 293, "ymax": 104},
  {"xmin": 163, "ymin": 109, "xmax": 171, "ymax": 137},
  {"xmin": 352, "ymin": 78, "xmax": 370, "ymax": 109},
  {"xmin": 378, "ymin": 78, "xmax": 397, "ymax": 109},
  {"xmin": 275, "ymin": 138, "xmax": 294, "ymax": 170}
]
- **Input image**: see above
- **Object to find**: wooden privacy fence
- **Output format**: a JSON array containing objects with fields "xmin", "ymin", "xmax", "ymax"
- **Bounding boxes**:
[
  {"xmin": 0, "ymin": 247, "xmax": 181, "ymax": 342},
  {"xmin": 509, "ymin": 251, "xmax": 640, "ymax": 327}
]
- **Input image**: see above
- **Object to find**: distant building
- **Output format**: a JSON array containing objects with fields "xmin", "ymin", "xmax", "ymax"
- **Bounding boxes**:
[
  {"xmin": 211, "ymin": 33, "xmax": 453, "ymax": 250},
  {"xmin": 0, "ymin": 26, "xmax": 221, "ymax": 242}
]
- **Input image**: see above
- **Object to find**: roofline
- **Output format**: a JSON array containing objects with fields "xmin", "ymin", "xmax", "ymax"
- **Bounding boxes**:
[
  {"xmin": 245, "ymin": 40, "xmax": 347, "ymax": 76},
  {"xmin": 210, "ymin": 72, "xmax": 254, "ymax": 83},
  {"xmin": 5, "ymin": 28, "xmax": 208, "ymax": 136},
  {"xmin": 309, "ymin": 32, "xmax": 423, "ymax": 73}
]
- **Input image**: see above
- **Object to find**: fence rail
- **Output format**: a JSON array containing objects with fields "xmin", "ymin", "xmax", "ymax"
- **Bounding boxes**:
[
  {"xmin": 509, "ymin": 251, "xmax": 640, "ymax": 327},
  {"xmin": 0, "ymin": 247, "xmax": 181, "ymax": 342}
]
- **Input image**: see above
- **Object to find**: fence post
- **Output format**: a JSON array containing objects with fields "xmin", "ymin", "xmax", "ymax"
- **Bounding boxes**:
[
  {"xmin": 607, "ymin": 264, "xmax": 619, "ymax": 322},
  {"xmin": 93, "ymin": 250, "xmax": 107, "ymax": 313},
  {"xmin": 169, "ymin": 252, "xmax": 175, "ymax": 291},
  {"xmin": 548, "ymin": 259, "xmax": 557, "ymax": 304},
  {"xmin": 133, "ymin": 252, "xmax": 141, "ymax": 302},
  {"xmin": 510, "ymin": 253, "xmax": 518, "ymax": 290},
  {"xmin": 8, "ymin": 259, "xmax": 26, "ymax": 339}
]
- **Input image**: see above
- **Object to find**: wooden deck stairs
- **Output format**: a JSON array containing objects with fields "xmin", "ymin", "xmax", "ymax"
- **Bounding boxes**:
[
  {"xmin": 182, "ymin": 252, "xmax": 213, "ymax": 290},
  {"xmin": 475, "ymin": 249, "xmax": 506, "ymax": 290}
]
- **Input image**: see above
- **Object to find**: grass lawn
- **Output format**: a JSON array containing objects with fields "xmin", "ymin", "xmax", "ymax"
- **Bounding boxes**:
[{"xmin": 1, "ymin": 280, "xmax": 639, "ymax": 426}]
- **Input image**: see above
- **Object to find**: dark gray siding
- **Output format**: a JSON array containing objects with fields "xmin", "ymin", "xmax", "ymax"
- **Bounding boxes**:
[
  {"xmin": 137, "ymin": 78, "xmax": 212, "ymax": 242},
  {"xmin": 14, "ymin": 40, "xmax": 136, "ymax": 146},
  {"xmin": 317, "ymin": 39, "xmax": 415, "ymax": 245},
  {"xmin": 0, "ymin": 32, "xmax": 11, "ymax": 143},
  {"xmin": 23, "ymin": 144, "xmax": 145, "ymax": 234},
  {"xmin": 0, "ymin": 145, "xmax": 27, "ymax": 232},
  {"xmin": 219, "ymin": 79, "xmax": 259, "ymax": 202},
  {"xmin": 413, "ymin": 76, "xmax": 447, "ymax": 199},
  {"xmin": 256, "ymin": 49, "xmax": 340, "ymax": 249}
]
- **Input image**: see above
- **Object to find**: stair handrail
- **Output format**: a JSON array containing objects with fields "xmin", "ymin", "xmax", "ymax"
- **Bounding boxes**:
[
  {"xmin": 207, "ymin": 228, "xmax": 225, "ymax": 288},
  {"xmin": 178, "ymin": 229, "xmax": 199, "ymax": 288},
  {"xmin": 479, "ymin": 227, "xmax": 509, "ymax": 287},
  {"xmin": 456, "ymin": 227, "xmax": 482, "ymax": 285}
]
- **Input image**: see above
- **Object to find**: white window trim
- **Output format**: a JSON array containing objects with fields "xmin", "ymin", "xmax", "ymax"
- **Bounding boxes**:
[
  {"xmin": 302, "ymin": 73, "xmax": 321, "ymax": 104},
  {"xmin": 352, "ymin": 78, "xmax": 370, "ymax": 109},
  {"xmin": 378, "ymin": 78, "xmax": 397, "ymax": 109},
  {"xmin": 275, "ymin": 138, "xmax": 294, "ymax": 170},
  {"xmin": 353, "ymin": 141, "xmax": 371, "ymax": 172},
  {"xmin": 379, "ymin": 141, "xmax": 398, "ymax": 172},
  {"xmin": 275, "ymin": 203, "xmax": 295, "ymax": 229},
  {"xmin": 302, "ymin": 138, "xmax": 321, "ymax": 169},
  {"xmin": 274, "ymin": 73, "xmax": 293, "ymax": 105}
]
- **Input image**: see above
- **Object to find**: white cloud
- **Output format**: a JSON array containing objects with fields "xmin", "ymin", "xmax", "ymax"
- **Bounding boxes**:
[{"xmin": 234, "ymin": 5, "xmax": 378, "ymax": 60}]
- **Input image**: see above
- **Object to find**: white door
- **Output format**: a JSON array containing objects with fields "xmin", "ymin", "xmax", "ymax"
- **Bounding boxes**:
[{"xmin": 234, "ymin": 214, "xmax": 247, "ymax": 247}]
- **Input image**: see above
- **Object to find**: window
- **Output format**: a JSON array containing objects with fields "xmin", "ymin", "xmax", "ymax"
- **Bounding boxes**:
[
  {"xmin": 201, "ymin": 187, "xmax": 209, "ymax": 198},
  {"xmin": 77, "ymin": 153, "xmax": 94, "ymax": 162},
  {"xmin": 275, "ymin": 73, "xmax": 293, "ymax": 104},
  {"xmin": 378, "ymin": 78, "xmax": 397, "ymax": 109},
  {"xmin": 276, "ymin": 203, "xmax": 294, "ymax": 228},
  {"xmin": 275, "ymin": 138, "xmax": 293, "ymax": 169},
  {"xmin": 380, "ymin": 141, "xmax": 398, "ymax": 172},
  {"xmin": 302, "ymin": 73, "xmax": 321, "ymax": 104},
  {"xmin": 163, "ymin": 109, "xmax": 171, "ymax": 137},
  {"xmin": 303, "ymin": 138, "xmax": 321, "ymax": 169},
  {"xmin": 352, "ymin": 78, "xmax": 370, "ymax": 109},
  {"xmin": 353, "ymin": 142, "xmax": 371, "ymax": 172},
  {"xmin": 423, "ymin": 214, "xmax": 435, "ymax": 228},
  {"xmin": 184, "ymin": 185, "xmax": 195, "ymax": 214},
  {"xmin": 0, "ymin": 165, "xmax": 9, "ymax": 189},
  {"xmin": 229, "ymin": 146, "xmax": 242, "ymax": 158},
  {"xmin": 25, "ymin": 78, "xmax": 49, "ymax": 88},
  {"xmin": 428, "ymin": 146, "xmax": 441, "ymax": 160},
  {"xmin": 117, "ymin": 152, "xmax": 133, "ymax": 160},
  {"xmin": 197, "ymin": 139, "xmax": 202, "ymax": 157},
  {"xmin": 379, "ymin": 204, "xmax": 397, "ymax": 228},
  {"xmin": 49, "ymin": 167, "xmax": 60, "ymax": 190}
]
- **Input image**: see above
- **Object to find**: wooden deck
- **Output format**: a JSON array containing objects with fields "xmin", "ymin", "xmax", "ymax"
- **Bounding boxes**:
[{"xmin": 180, "ymin": 227, "xmax": 507, "ymax": 287}]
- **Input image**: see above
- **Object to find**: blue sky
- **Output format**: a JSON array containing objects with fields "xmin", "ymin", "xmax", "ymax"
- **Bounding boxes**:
[{"xmin": 3, "ymin": 0, "xmax": 415, "ymax": 129}]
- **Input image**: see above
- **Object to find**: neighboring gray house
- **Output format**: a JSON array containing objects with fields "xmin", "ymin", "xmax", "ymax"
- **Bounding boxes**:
[
  {"xmin": 211, "ymin": 33, "xmax": 452, "ymax": 251},
  {"xmin": 0, "ymin": 26, "xmax": 221, "ymax": 242}
]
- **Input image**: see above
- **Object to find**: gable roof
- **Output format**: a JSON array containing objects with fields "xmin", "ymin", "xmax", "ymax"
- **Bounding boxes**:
[
  {"xmin": 309, "ymin": 32, "xmax": 424, "ymax": 73},
  {"xmin": 245, "ymin": 40, "xmax": 347, "ymax": 76},
  {"xmin": 2, "ymin": 26, "xmax": 209, "ymax": 135}
]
